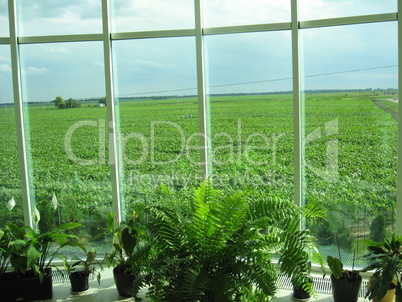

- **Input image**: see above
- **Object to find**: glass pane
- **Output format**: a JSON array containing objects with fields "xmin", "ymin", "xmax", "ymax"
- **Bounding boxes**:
[
  {"xmin": 18, "ymin": 0, "xmax": 102, "ymax": 36},
  {"xmin": 205, "ymin": 31, "xmax": 293, "ymax": 198},
  {"xmin": 112, "ymin": 37, "xmax": 198, "ymax": 217},
  {"xmin": 0, "ymin": 46, "xmax": 24, "ymax": 225},
  {"xmin": 203, "ymin": 0, "xmax": 291, "ymax": 27},
  {"xmin": 19, "ymin": 42, "xmax": 110, "ymax": 250},
  {"xmin": 111, "ymin": 0, "xmax": 194, "ymax": 32},
  {"xmin": 0, "ymin": 0, "xmax": 8, "ymax": 36},
  {"xmin": 301, "ymin": 22, "xmax": 398, "ymax": 266},
  {"xmin": 300, "ymin": 0, "xmax": 397, "ymax": 20}
]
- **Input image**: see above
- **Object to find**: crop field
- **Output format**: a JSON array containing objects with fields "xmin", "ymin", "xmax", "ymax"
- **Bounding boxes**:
[{"xmin": 0, "ymin": 91, "xmax": 397, "ymax": 264}]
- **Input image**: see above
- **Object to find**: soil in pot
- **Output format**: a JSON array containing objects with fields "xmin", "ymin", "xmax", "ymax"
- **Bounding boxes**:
[
  {"xmin": 113, "ymin": 266, "xmax": 136, "ymax": 297},
  {"xmin": 331, "ymin": 273, "xmax": 362, "ymax": 302},
  {"xmin": 70, "ymin": 271, "xmax": 90, "ymax": 293}
]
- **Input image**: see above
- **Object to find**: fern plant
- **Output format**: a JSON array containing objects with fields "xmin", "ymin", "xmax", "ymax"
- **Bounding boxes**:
[{"xmin": 135, "ymin": 181, "xmax": 312, "ymax": 302}]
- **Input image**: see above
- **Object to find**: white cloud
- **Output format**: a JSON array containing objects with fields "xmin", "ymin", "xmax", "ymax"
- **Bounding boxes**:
[
  {"xmin": 24, "ymin": 67, "xmax": 49, "ymax": 75},
  {"xmin": 92, "ymin": 60, "xmax": 104, "ymax": 68},
  {"xmin": 41, "ymin": 45, "xmax": 69, "ymax": 54},
  {"xmin": 299, "ymin": 0, "xmax": 397, "ymax": 20},
  {"xmin": 0, "ymin": 64, "xmax": 11, "ymax": 72},
  {"xmin": 112, "ymin": 0, "xmax": 194, "ymax": 32},
  {"xmin": 133, "ymin": 59, "xmax": 174, "ymax": 70},
  {"xmin": 203, "ymin": 0, "xmax": 290, "ymax": 27}
]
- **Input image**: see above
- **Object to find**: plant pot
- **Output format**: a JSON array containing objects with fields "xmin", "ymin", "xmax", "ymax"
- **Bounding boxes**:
[
  {"xmin": 0, "ymin": 268, "xmax": 53, "ymax": 301},
  {"xmin": 113, "ymin": 266, "xmax": 136, "ymax": 297},
  {"xmin": 70, "ymin": 271, "xmax": 90, "ymax": 293},
  {"xmin": 372, "ymin": 288, "xmax": 396, "ymax": 302},
  {"xmin": 330, "ymin": 274, "xmax": 362, "ymax": 302},
  {"xmin": 292, "ymin": 284, "xmax": 312, "ymax": 301}
]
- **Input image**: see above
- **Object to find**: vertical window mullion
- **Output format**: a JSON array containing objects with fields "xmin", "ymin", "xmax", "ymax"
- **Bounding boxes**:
[
  {"xmin": 102, "ymin": 0, "xmax": 122, "ymax": 222},
  {"xmin": 291, "ymin": 0, "xmax": 303, "ymax": 212},
  {"xmin": 194, "ymin": 0, "xmax": 210, "ymax": 179},
  {"xmin": 397, "ymin": 0, "xmax": 402, "ymax": 232},
  {"xmin": 8, "ymin": 0, "xmax": 33, "ymax": 228}
]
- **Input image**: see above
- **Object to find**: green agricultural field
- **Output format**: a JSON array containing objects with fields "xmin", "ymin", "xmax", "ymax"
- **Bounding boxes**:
[{"xmin": 0, "ymin": 91, "xmax": 397, "ymax": 264}]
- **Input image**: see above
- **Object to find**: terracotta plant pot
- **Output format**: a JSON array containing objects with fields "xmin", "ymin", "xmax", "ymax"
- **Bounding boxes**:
[
  {"xmin": 372, "ymin": 288, "xmax": 396, "ymax": 302},
  {"xmin": 330, "ymin": 273, "xmax": 362, "ymax": 302}
]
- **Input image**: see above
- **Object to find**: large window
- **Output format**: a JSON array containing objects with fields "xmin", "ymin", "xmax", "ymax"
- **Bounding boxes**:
[
  {"xmin": 2, "ymin": 0, "xmax": 400, "ymax": 262},
  {"xmin": 19, "ymin": 42, "xmax": 110, "ymax": 242},
  {"xmin": 205, "ymin": 31, "xmax": 294, "ymax": 197},
  {"xmin": 0, "ymin": 46, "xmax": 23, "ymax": 225},
  {"xmin": 111, "ymin": 0, "xmax": 194, "ymax": 32},
  {"xmin": 299, "ymin": 0, "xmax": 397, "ymax": 20},
  {"xmin": 203, "ymin": 0, "xmax": 291, "ymax": 27},
  {"xmin": 302, "ymin": 22, "xmax": 398, "ymax": 265},
  {"xmin": 17, "ymin": 0, "xmax": 102, "ymax": 36},
  {"xmin": 0, "ymin": 0, "xmax": 9, "ymax": 37},
  {"xmin": 112, "ymin": 37, "xmax": 199, "ymax": 214}
]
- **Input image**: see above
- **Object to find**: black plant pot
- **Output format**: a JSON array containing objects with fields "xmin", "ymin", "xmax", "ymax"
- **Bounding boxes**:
[
  {"xmin": 292, "ymin": 284, "xmax": 312, "ymax": 301},
  {"xmin": 330, "ymin": 274, "xmax": 362, "ymax": 302},
  {"xmin": 113, "ymin": 266, "xmax": 136, "ymax": 297},
  {"xmin": 70, "ymin": 271, "xmax": 90, "ymax": 293},
  {"xmin": 0, "ymin": 268, "xmax": 53, "ymax": 301},
  {"xmin": 292, "ymin": 278, "xmax": 312, "ymax": 301}
]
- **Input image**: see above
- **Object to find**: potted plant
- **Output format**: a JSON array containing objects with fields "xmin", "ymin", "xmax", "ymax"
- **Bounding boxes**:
[
  {"xmin": 0, "ymin": 221, "xmax": 81, "ymax": 301},
  {"xmin": 327, "ymin": 254, "xmax": 362, "ymax": 302},
  {"xmin": 291, "ymin": 261, "xmax": 313, "ymax": 301},
  {"xmin": 362, "ymin": 233, "xmax": 402, "ymax": 302},
  {"xmin": 61, "ymin": 247, "xmax": 103, "ymax": 293},
  {"xmin": 104, "ymin": 211, "xmax": 150, "ymax": 298},
  {"xmin": 137, "ymin": 181, "xmax": 313, "ymax": 301}
]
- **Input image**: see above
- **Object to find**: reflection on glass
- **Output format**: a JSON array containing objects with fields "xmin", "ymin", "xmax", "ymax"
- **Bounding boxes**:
[
  {"xmin": 111, "ymin": 0, "xmax": 194, "ymax": 33},
  {"xmin": 19, "ymin": 42, "xmax": 110, "ymax": 245},
  {"xmin": 17, "ymin": 0, "xmax": 102, "ymax": 36},
  {"xmin": 0, "ymin": 46, "xmax": 23, "ymax": 225},
  {"xmin": 203, "ymin": 0, "xmax": 291, "ymax": 27},
  {"xmin": 0, "ymin": 0, "xmax": 9, "ymax": 36},
  {"xmin": 301, "ymin": 22, "xmax": 397, "ymax": 266},
  {"xmin": 299, "ymin": 0, "xmax": 397, "ymax": 20},
  {"xmin": 205, "ymin": 32, "xmax": 293, "ymax": 199},
  {"xmin": 112, "ymin": 37, "xmax": 198, "ymax": 216}
]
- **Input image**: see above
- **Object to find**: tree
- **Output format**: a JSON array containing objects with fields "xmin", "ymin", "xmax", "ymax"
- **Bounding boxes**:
[
  {"xmin": 99, "ymin": 97, "xmax": 107, "ymax": 106},
  {"xmin": 66, "ymin": 98, "xmax": 80, "ymax": 108},
  {"xmin": 53, "ymin": 96, "xmax": 64, "ymax": 108}
]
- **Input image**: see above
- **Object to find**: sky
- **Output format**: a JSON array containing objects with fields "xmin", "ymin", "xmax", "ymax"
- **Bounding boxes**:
[{"xmin": 0, "ymin": 0, "xmax": 398, "ymax": 104}]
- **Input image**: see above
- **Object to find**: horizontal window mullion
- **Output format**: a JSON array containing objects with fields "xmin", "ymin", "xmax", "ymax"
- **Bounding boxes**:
[
  {"xmin": 0, "ymin": 37, "xmax": 10, "ymax": 44},
  {"xmin": 203, "ymin": 22, "xmax": 291, "ymax": 35},
  {"xmin": 300, "ymin": 12, "xmax": 397, "ymax": 29},
  {"xmin": 111, "ymin": 29, "xmax": 195, "ymax": 40},
  {"xmin": 18, "ymin": 34, "xmax": 104, "ymax": 44}
]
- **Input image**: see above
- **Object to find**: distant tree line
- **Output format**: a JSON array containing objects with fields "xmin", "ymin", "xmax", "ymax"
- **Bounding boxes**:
[
  {"xmin": 52, "ymin": 96, "xmax": 80, "ymax": 109},
  {"xmin": 52, "ymin": 96, "xmax": 107, "ymax": 109}
]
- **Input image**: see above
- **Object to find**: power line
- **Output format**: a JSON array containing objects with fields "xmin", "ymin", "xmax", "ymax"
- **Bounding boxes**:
[{"xmin": 119, "ymin": 64, "xmax": 397, "ymax": 97}]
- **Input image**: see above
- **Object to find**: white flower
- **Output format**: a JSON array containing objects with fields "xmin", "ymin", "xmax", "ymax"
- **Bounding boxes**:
[
  {"xmin": 51, "ymin": 193, "xmax": 58, "ymax": 210},
  {"xmin": 7, "ymin": 197, "xmax": 15, "ymax": 211},
  {"xmin": 33, "ymin": 207, "xmax": 40, "ymax": 225}
]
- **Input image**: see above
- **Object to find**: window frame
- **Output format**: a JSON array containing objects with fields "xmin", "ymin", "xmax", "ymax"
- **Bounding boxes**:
[{"xmin": 2, "ymin": 0, "xmax": 400, "ymax": 231}]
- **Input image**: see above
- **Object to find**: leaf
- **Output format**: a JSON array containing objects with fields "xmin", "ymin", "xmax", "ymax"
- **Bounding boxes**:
[
  {"xmin": 327, "ymin": 256, "xmax": 343, "ymax": 279},
  {"xmin": 122, "ymin": 228, "xmax": 138, "ymax": 256},
  {"xmin": 27, "ymin": 246, "xmax": 42, "ymax": 269}
]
